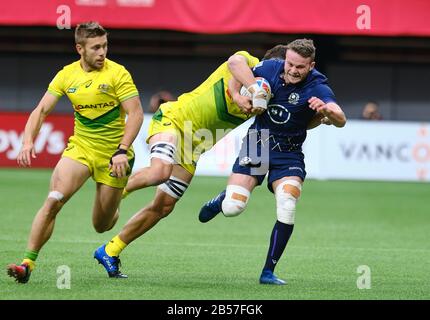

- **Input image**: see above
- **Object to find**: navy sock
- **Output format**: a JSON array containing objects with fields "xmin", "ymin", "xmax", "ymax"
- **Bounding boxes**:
[{"xmin": 263, "ymin": 221, "xmax": 294, "ymax": 272}]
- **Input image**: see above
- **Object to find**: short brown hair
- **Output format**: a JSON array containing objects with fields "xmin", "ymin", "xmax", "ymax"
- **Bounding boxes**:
[
  {"xmin": 286, "ymin": 39, "xmax": 316, "ymax": 61},
  {"xmin": 262, "ymin": 44, "xmax": 287, "ymax": 61},
  {"xmin": 75, "ymin": 22, "xmax": 107, "ymax": 45}
]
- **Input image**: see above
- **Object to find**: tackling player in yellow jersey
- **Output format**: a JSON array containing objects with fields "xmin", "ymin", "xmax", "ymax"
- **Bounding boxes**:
[
  {"xmin": 93, "ymin": 45, "xmax": 288, "ymax": 278},
  {"xmin": 7, "ymin": 22, "xmax": 143, "ymax": 283}
]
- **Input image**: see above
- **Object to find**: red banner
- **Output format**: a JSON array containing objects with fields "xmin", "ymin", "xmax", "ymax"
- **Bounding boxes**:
[
  {"xmin": 0, "ymin": 112, "xmax": 74, "ymax": 168},
  {"xmin": 0, "ymin": 0, "xmax": 429, "ymax": 36}
]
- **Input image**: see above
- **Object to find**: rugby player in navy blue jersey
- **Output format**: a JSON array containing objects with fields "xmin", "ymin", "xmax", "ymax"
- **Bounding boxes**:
[{"xmin": 199, "ymin": 39, "xmax": 346, "ymax": 285}]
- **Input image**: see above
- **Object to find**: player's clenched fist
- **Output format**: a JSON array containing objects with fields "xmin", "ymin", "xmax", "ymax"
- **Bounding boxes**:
[{"xmin": 232, "ymin": 92, "xmax": 253, "ymax": 114}]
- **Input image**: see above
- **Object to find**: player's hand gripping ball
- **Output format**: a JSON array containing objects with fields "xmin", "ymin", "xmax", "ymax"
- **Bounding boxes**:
[{"xmin": 240, "ymin": 77, "xmax": 272, "ymax": 114}]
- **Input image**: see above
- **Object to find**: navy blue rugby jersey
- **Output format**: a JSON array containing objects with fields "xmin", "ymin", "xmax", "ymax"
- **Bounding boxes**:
[{"xmin": 250, "ymin": 59, "xmax": 336, "ymax": 147}]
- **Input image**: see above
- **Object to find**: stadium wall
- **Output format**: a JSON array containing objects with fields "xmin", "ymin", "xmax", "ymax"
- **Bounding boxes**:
[{"xmin": 1, "ymin": 112, "xmax": 429, "ymax": 182}]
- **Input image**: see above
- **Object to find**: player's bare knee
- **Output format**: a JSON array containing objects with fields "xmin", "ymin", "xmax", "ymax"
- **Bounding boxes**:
[
  {"xmin": 92, "ymin": 208, "xmax": 119, "ymax": 233},
  {"xmin": 147, "ymin": 162, "xmax": 172, "ymax": 185},
  {"xmin": 45, "ymin": 191, "xmax": 65, "ymax": 215},
  {"xmin": 149, "ymin": 142, "xmax": 176, "ymax": 184},
  {"xmin": 43, "ymin": 202, "xmax": 62, "ymax": 218},
  {"xmin": 93, "ymin": 224, "xmax": 104, "ymax": 233},
  {"xmin": 93, "ymin": 217, "xmax": 114, "ymax": 233},
  {"xmin": 157, "ymin": 165, "xmax": 173, "ymax": 184},
  {"xmin": 275, "ymin": 180, "xmax": 302, "ymax": 225},
  {"xmin": 93, "ymin": 222, "xmax": 110, "ymax": 233},
  {"xmin": 222, "ymin": 185, "xmax": 250, "ymax": 217}
]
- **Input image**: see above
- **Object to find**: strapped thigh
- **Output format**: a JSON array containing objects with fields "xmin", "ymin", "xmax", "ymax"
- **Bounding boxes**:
[
  {"xmin": 150, "ymin": 142, "xmax": 177, "ymax": 164},
  {"xmin": 158, "ymin": 176, "xmax": 189, "ymax": 199}
]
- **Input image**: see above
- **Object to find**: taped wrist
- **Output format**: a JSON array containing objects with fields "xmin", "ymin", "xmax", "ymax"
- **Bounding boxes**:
[
  {"xmin": 247, "ymin": 83, "xmax": 268, "ymax": 110},
  {"xmin": 110, "ymin": 146, "xmax": 127, "ymax": 165}
]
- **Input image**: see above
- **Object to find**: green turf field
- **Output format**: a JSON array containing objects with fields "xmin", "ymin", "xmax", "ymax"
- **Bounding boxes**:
[{"xmin": 0, "ymin": 168, "xmax": 429, "ymax": 300}]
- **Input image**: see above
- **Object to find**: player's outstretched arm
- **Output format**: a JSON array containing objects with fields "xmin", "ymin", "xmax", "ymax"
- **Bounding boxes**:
[
  {"xmin": 308, "ymin": 97, "xmax": 346, "ymax": 128},
  {"xmin": 110, "ymin": 96, "xmax": 143, "ymax": 178},
  {"xmin": 17, "ymin": 92, "xmax": 59, "ymax": 167}
]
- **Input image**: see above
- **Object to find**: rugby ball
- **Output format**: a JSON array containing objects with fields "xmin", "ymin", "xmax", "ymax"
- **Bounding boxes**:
[{"xmin": 240, "ymin": 77, "xmax": 272, "ymax": 103}]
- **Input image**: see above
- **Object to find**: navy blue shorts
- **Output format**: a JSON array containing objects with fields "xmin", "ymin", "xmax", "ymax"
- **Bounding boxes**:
[{"xmin": 232, "ymin": 134, "xmax": 306, "ymax": 193}]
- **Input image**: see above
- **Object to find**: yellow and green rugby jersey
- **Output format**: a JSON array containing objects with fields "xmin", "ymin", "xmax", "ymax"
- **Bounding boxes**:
[
  {"xmin": 48, "ymin": 58, "xmax": 139, "ymax": 149},
  {"xmin": 164, "ymin": 51, "xmax": 259, "ymax": 141}
]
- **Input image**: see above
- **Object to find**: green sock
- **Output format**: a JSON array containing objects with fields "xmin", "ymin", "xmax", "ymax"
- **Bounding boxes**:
[{"xmin": 22, "ymin": 250, "xmax": 38, "ymax": 271}]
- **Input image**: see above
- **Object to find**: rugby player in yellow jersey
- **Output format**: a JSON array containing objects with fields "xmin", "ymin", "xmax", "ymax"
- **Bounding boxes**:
[
  {"xmin": 7, "ymin": 22, "xmax": 143, "ymax": 283},
  {"xmin": 93, "ymin": 45, "xmax": 288, "ymax": 278}
]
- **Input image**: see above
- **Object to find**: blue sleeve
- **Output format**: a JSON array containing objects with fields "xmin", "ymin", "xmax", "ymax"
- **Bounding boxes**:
[
  {"xmin": 313, "ymin": 84, "xmax": 337, "ymax": 104},
  {"xmin": 251, "ymin": 60, "xmax": 280, "ymax": 84}
]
